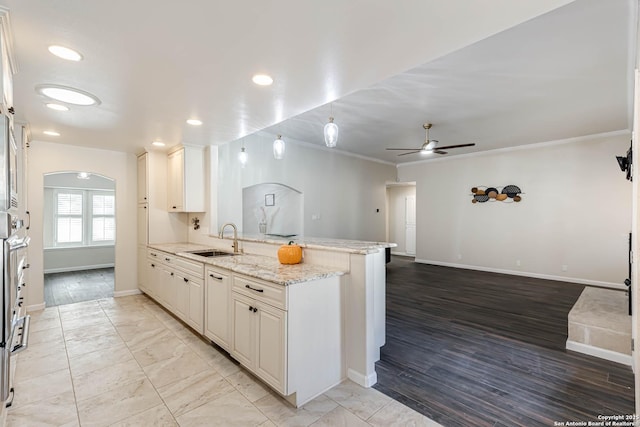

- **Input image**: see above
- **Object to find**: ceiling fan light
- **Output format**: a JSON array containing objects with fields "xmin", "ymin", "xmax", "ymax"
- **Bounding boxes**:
[
  {"xmin": 273, "ymin": 135, "xmax": 285, "ymax": 160},
  {"xmin": 425, "ymin": 140, "xmax": 437, "ymax": 150},
  {"xmin": 324, "ymin": 117, "xmax": 338, "ymax": 148}
]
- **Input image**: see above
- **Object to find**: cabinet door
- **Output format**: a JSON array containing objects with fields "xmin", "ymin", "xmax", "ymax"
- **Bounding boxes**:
[
  {"xmin": 231, "ymin": 293, "xmax": 254, "ymax": 368},
  {"xmin": 255, "ymin": 302, "xmax": 287, "ymax": 393},
  {"xmin": 138, "ymin": 246, "xmax": 147, "ymax": 292},
  {"xmin": 137, "ymin": 204, "xmax": 148, "ymax": 245},
  {"xmin": 146, "ymin": 261, "xmax": 160, "ymax": 298},
  {"xmin": 167, "ymin": 148, "xmax": 184, "ymax": 211},
  {"xmin": 137, "ymin": 153, "xmax": 148, "ymax": 204},
  {"xmin": 157, "ymin": 267, "xmax": 175, "ymax": 310},
  {"xmin": 174, "ymin": 273, "xmax": 189, "ymax": 322},
  {"xmin": 188, "ymin": 278, "xmax": 204, "ymax": 334},
  {"xmin": 205, "ymin": 269, "xmax": 231, "ymax": 349}
]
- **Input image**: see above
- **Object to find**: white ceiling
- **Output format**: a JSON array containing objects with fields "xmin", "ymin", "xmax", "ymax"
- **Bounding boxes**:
[{"xmin": 1, "ymin": 0, "xmax": 634, "ymax": 164}]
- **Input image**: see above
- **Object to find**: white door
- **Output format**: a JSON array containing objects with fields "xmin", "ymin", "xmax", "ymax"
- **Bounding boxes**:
[{"xmin": 405, "ymin": 196, "xmax": 416, "ymax": 256}]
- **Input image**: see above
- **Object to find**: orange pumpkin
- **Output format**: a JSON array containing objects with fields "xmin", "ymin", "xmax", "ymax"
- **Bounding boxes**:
[{"xmin": 278, "ymin": 241, "xmax": 303, "ymax": 264}]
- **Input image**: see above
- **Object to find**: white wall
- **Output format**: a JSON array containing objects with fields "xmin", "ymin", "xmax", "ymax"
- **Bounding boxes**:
[
  {"xmin": 397, "ymin": 131, "xmax": 632, "ymax": 287},
  {"xmin": 387, "ymin": 184, "xmax": 416, "ymax": 255},
  {"xmin": 27, "ymin": 141, "xmax": 138, "ymax": 309},
  {"xmin": 213, "ymin": 132, "xmax": 396, "ymax": 242}
]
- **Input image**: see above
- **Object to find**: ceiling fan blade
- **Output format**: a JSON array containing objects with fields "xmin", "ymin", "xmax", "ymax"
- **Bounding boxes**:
[
  {"xmin": 386, "ymin": 148, "xmax": 423, "ymax": 151},
  {"xmin": 397, "ymin": 150, "xmax": 422, "ymax": 156},
  {"xmin": 435, "ymin": 143, "xmax": 476, "ymax": 150},
  {"xmin": 433, "ymin": 150, "xmax": 448, "ymax": 155}
]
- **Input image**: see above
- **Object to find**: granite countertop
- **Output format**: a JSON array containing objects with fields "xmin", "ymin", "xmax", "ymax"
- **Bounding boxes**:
[
  {"xmin": 228, "ymin": 233, "xmax": 397, "ymax": 255},
  {"xmin": 148, "ymin": 243, "xmax": 346, "ymax": 286}
]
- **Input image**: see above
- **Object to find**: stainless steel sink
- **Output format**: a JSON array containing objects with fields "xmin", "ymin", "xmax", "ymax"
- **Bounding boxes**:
[{"xmin": 187, "ymin": 250, "xmax": 235, "ymax": 258}]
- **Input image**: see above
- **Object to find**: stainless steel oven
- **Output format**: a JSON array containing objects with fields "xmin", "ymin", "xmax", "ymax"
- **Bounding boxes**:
[
  {"xmin": 0, "ymin": 111, "xmax": 29, "ymax": 406},
  {"xmin": 0, "ymin": 217, "xmax": 29, "ymax": 404}
]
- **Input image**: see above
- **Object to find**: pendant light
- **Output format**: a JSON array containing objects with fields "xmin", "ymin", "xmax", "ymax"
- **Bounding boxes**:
[
  {"xmin": 238, "ymin": 140, "xmax": 248, "ymax": 167},
  {"xmin": 324, "ymin": 104, "xmax": 339, "ymax": 148},
  {"xmin": 273, "ymin": 134, "xmax": 285, "ymax": 160}
]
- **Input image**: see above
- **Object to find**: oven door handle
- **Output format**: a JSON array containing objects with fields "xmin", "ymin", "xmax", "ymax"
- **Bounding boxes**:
[
  {"xmin": 10, "ymin": 315, "xmax": 29, "ymax": 355},
  {"xmin": 8, "ymin": 236, "xmax": 29, "ymax": 252}
]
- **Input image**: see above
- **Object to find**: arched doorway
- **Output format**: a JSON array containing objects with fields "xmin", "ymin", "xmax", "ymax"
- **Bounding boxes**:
[{"xmin": 42, "ymin": 171, "xmax": 115, "ymax": 306}]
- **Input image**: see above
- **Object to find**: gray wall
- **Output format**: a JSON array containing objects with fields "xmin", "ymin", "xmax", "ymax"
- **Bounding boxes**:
[
  {"xmin": 397, "ymin": 132, "xmax": 631, "ymax": 287},
  {"xmin": 216, "ymin": 132, "xmax": 396, "ymax": 242}
]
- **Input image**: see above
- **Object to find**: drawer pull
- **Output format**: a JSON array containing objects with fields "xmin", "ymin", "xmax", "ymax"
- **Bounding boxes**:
[
  {"xmin": 165, "ymin": 257, "xmax": 171, "ymax": 262},
  {"xmin": 183, "ymin": 277, "xmax": 189, "ymax": 283},
  {"xmin": 245, "ymin": 284, "xmax": 264, "ymax": 293},
  {"xmin": 209, "ymin": 274, "xmax": 223, "ymax": 280},
  {"xmin": 151, "ymin": 253, "xmax": 157, "ymax": 257},
  {"xmin": 151, "ymin": 264, "xmax": 155, "ymax": 268}
]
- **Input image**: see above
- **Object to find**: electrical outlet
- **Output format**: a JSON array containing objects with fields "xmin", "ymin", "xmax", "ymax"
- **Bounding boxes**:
[
  {"xmin": 562, "ymin": 265, "xmax": 568, "ymax": 272},
  {"xmin": 516, "ymin": 260, "xmax": 521, "ymax": 267}
]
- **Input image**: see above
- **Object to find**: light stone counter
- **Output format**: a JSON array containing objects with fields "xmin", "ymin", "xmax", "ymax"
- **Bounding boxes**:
[
  {"xmin": 226, "ymin": 233, "xmax": 397, "ymax": 254},
  {"xmin": 148, "ymin": 242, "xmax": 345, "ymax": 286}
]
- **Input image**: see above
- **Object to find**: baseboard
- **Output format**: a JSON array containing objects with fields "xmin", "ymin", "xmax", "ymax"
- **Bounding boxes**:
[
  {"xmin": 414, "ymin": 259, "xmax": 624, "ymax": 290},
  {"xmin": 26, "ymin": 302, "xmax": 45, "ymax": 312},
  {"xmin": 44, "ymin": 263, "xmax": 115, "ymax": 274},
  {"xmin": 347, "ymin": 368, "xmax": 377, "ymax": 387},
  {"xmin": 566, "ymin": 340, "xmax": 632, "ymax": 366},
  {"xmin": 114, "ymin": 289, "xmax": 142, "ymax": 298},
  {"xmin": 390, "ymin": 251, "xmax": 415, "ymax": 257}
]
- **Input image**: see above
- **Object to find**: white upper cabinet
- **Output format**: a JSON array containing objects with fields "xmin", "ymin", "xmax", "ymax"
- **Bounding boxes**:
[
  {"xmin": 137, "ymin": 153, "xmax": 148, "ymax": 204},
  {"xmin": 167, "ymin": 145, "xmax": 204, "ymax": 212}
]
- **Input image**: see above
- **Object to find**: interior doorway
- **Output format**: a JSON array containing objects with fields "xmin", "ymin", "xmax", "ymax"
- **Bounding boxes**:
[
  {"xmin": 42, "ymin": 172, "xmax": 116, "ymax": 306},
  {"xmin": 386, "ymin": 182, "xmax": 417, "ymax": 257}
]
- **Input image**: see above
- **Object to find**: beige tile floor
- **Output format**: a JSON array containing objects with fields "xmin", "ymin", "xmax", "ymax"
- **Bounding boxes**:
[{"xmin": 7, "ymin": 294, "xmax": 441, "ymax": 427}]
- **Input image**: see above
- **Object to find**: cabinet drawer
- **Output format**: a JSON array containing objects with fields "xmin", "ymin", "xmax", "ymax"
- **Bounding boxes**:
[
  {"xmin": 233, "ymin": 275, "xmax": 287, "ymax": 310},
  {"xmin": 147, "ymin": 249, "xmax": 203, "ymax": 278},
  {"xmin": 172, "ymin": 256, "xmax": 204, "ymax": 278}
]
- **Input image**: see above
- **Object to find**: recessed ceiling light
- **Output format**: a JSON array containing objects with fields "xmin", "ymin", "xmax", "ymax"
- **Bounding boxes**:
[
  {"xmin": 252, "ymin": 74, "xmax": 273, "ymax": 86},
  {"xmin": 45, "ymin": 103, "xmax": 70, "ymax": 111},
  {"xmin": 43, "ymin": 130, "xmax": 60, "ymax": 136},
  {"xmin": 36, "ymin": 84, "xmax": 101, "ymax": 106},
  {"xmin": 48, "ymin": 45, "xmax": 83, "ymax": 61},
  {"xmin": 152, "ymin": 141, "xmax": 165, "ymax": 147},
  {"xmin": 186, "ymin": 119, "xmax": 202, "ymax": 126}
]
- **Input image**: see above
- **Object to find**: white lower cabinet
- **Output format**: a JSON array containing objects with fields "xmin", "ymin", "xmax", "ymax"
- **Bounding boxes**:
[
  {"xmin": 231, "ymin": 291, "xmax": 287, "ymax": 394},
  {"xmin": 205, "ymin": 267, "xmax": 231, "ymax": 350},
  {"xmin": 144, "ymin": 249, "xmax": 204, "ymax": 334},
  {"xmin": 144, "ymin": 247, "xmax": 343, "ymax": 407}
]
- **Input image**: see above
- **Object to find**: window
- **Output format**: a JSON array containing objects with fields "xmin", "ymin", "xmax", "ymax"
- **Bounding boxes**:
[
  {"xmin": 91, "ymin": 193, "xmax": 115, "ymax": 243},
  {"xmin": 56, "ymin": 191, "xmax": 83, "ymax": 243},
  {"xmin": 53, "ymin": 189, "xmax": 115, "ymax": 247}
]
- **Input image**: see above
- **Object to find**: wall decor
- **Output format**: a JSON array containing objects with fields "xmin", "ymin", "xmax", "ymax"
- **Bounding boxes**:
[{"xmin": 471, "ymin": 185, "xmax": 522, "ymax": 203}]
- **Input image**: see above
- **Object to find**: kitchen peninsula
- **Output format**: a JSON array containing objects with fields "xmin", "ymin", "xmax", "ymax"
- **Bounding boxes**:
[{"xmin": 141, "ymin": 235, "xmax": 394, "ymax": 407}]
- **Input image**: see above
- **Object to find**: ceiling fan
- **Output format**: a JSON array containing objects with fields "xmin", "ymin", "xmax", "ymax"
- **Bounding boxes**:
[{"xmin": 386, "ymin": 123, "xmax": 476, "ymax": 156}]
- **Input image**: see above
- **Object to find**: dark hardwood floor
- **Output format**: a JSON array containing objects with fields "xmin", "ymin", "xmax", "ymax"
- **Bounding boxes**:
[
  {"xmin": 44, "ymin": 268, "xmax": 114, "ymax": 307},
  {"xmin": 374, "ymin": 256, "xmax": 634, "ymax": 427}
]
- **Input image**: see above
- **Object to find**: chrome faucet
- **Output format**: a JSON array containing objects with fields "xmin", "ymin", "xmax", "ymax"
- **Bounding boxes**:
[{"xmin": 219, "ymin": 222, "xmax": 241, "ymax": 253}]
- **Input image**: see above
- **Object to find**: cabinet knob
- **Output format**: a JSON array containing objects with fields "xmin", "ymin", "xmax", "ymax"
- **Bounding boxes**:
[
  {"xmin": 253, "ymin": 307, "xmax": 258, "ymax": 313},
  {"xmin": 248, "ymin": 306, "xmax": 253, "ymax": 312},
  {"xmin": 151, "ymin": 264, "xmax": 155, "ymax": 267},
  {"xmin": 183, "ymin": 277, "xmax": 188, "ymax": 283},
  {"xmin": 171, "ymin": 272, "xmax": 174, "ymax": 276}
]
